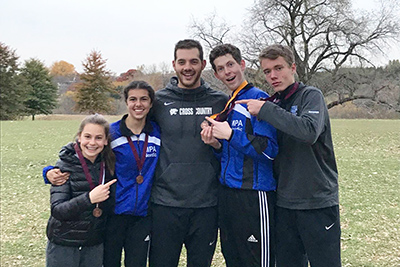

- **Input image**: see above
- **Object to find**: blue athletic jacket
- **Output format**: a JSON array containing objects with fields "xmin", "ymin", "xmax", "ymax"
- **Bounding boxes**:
[
  {"xmin": 110, "ymin": 115, "xmax": 161, "ymax": 217},
  {"xmin": 219, "ymin": 85, "xmax": 278, "ymax": 191}
]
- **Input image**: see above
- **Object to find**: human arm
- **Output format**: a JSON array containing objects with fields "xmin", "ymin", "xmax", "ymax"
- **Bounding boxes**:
[
  {"xmin": 257, "ymin": 88, "xmax": 327, "ymax": 144},
  {"xmin": 205, "ymin": 115, "xmax": 278, "ymax": 161},
  {"xmin": 42, "ymin": 166, "xmax": 69, "ymax": 185},
  {"xmin": 203, "ymin": 117, "xmax": 232, "ymax": 141},
  {"xmin": 200, "ymin": 120, "xmax": 222, "ymax": 150},
  {"xmin": 88, "ymin": 179, "xmax": 117, "ymax": 204},
  {"xmin": 235, "ymin": 99, "xmax": 265, "ymax": 117},
  {"xmin": 51, "ymin": 178, "xmax": 116, "ymax": 221}
]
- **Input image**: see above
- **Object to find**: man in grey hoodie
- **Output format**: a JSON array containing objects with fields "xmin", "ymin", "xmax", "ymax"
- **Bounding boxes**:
[{"xmin": 149, "ymin": 39, "xmax": 228, "ymax": 267}]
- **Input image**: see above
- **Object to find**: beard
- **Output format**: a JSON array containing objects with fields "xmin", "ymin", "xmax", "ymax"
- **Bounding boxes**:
[{"xmin": 176, "ymin": 70, "xmax": 202, "ymax": 89}]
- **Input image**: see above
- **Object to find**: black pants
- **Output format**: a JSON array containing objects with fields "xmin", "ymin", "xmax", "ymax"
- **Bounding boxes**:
[
  {"xmin": 219, "ymin": 186, "xmax": 276, "ymax": 267},
  {"xmin": 149, "ymin": 204, "xmax": 218, "ymax": 267},
  {"xmin": 103, "ymin": 214, "xmax": 151, "ymax": 267},
  {"xmin": 275, "ymin": 205, "xmax": 342, "ymax": 267}
]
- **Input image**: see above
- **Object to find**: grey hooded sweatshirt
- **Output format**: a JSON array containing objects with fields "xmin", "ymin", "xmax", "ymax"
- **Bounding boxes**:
[{"xmin": 150, "ymin": 77, "xmax": 228, "ymax": 208}]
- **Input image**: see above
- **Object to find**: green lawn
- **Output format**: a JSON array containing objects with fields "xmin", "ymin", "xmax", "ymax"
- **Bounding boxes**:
[{"xmin": 1, "ymin": 119, "xmax": 399, "ymax": 266}]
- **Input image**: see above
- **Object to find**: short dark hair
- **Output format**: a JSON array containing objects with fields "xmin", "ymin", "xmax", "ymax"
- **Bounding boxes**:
[
  {"xmin": 174, "ymin": 39, "xmax": 204, "ymax": 61},
  {"xmin": 123, "ymin": 80, "xmax": 155, "ymax": 103},
  {"xmin": 259, "ymin": 44, "xmax": 295, "ymax": 66},
  {"xmin": 209, "ymin": 44, "xmax": 242, "ymax": 72}
]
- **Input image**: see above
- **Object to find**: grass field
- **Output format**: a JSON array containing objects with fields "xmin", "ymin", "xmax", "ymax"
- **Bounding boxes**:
[{"xmin": 1, "ymin": 117, "xmax": 399, "ymax": 266}]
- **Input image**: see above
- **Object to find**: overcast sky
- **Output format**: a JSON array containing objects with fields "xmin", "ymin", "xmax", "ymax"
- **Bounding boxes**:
[{"xmin": 1, "ymin": 0, "xmax": 399, "ymax": 75}]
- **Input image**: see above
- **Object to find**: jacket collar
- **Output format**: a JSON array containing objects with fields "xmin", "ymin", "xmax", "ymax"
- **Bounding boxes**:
[{"xmin": 119, "ymin": 114, "xmax": 153, "ymax": 137}]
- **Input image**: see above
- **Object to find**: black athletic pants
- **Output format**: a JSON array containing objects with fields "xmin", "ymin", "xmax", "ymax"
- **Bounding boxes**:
[
  {"xmin": 275, "ymin": 205, "xmax": 342, "ymax": 267},
  {"xmin": 149, "ymin": 204, "xmax": 218, "ymax": 267},
  {"xmin": 103, "ymin": 214, "xmax": 151, "ymax": 267},
  {"xmin": 218, "ymin": 186, "xmax": 276, "ymax": 267}
]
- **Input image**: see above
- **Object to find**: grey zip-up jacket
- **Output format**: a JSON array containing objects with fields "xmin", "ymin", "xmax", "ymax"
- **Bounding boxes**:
[
  {"xmin": 150, "ymin": 77, "xmax": 228, "ymax": 208},
  {"xmin": 258, "ymin": 83, "xmax": 339, "ymax": 210}
]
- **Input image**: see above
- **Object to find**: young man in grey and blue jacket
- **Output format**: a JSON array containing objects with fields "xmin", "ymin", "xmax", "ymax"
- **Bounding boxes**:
[{"xmin": 238, "ymin": 44, "xmax": 341, "ymax": 267}]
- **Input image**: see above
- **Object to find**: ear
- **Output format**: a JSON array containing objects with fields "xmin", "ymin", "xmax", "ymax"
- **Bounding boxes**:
[
  {"xmin": 240, "ymin": 59, "xmax": 246, "ymax": 71},
  {"xmin": 291, "ymin": 63, "xmax": 297, "ymax": 74},
  {"xmin": 172, "ymin": 60, "xmax": 176, "ymax": 70},
  {"xmin": 201, "ymin": 60, "xmax": 206, "ymax": 70},
  {"xmin": 213, "ymin": 71, "xmax": 220, "ymax": 80}
]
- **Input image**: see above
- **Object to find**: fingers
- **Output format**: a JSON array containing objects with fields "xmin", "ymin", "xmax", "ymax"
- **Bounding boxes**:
[
  {"xmin": 235, "ymin": 99, "xmax": 250, "ymax": 105},
  {"xmin": 104, "ymin": 179, "xmax": 117, "ymax": 187},
  {"xmin": 200, "ymin": 120, "xmax": 209, "ymax": 129},
  {"xmin": 52, "ymin": 180, "xmax": 67, "ymax": 186},
  {"xmin": 58, "ymin": 172, "xmax": 70, "ymax": 179},
  {"xmin": 205, "ymin": 116, "xmax": 217, "ymax": 125},
  {"xmin": 89, "ymin": 181, "xmax": 113, "ymax": 204},
  {"xmin": 201, "ymin": 127, "xmax": 213, "ymax": 143},
  {"xmin": 48, "ymin": 169, "xmax": 69, "ymax": 185}
]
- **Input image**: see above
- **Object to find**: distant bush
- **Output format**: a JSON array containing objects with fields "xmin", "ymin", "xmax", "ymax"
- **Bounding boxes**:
[{"xmin": 329, "ymin": 102, "xmax": 400, "ymax": 119}]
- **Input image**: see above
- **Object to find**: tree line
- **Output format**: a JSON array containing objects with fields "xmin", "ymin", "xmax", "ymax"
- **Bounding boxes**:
[
  {"xmin": 0, "ymin": 44, "xmax": 116, "ymax": 120},
  {"xmin": 1, "ymin": 0, "xmax": 400, "ymax": 120}
]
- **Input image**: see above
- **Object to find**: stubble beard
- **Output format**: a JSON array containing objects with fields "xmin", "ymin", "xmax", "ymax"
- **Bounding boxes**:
[{"xmin": 177, "ymin": 70, "xmax": 202, "ymax": 89}]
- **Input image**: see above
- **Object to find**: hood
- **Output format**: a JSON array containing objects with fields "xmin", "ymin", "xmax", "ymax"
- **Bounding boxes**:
[
  {"xmin": 165, "ymin": 77, "xmax": 211, "ymax": 99},
  {"xmin": 163, "ymin": 76, "xmax": 212, "ymax": 138},
  {"xmin": 58, "ymin": 142, "xmax": 80, "ymax": 165}
]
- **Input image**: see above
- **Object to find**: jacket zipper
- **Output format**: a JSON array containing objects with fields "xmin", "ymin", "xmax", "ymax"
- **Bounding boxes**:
[
  {"xmin": 133, "ymin": 184, "xmax": 139, "ymax": 214},
  {"xmin": 133, "ymin": 136, "xmax": 140, "ymax": 215}
]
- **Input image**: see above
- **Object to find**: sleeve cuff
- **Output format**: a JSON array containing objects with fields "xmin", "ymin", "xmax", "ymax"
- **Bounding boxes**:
[{"xmin": 42, "ymin": 165, "xmax": 55, "ymax": 184}]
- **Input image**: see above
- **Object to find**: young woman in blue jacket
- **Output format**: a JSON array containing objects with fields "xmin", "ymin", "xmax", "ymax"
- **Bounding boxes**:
[{"xmin": 103, "ymin": 81, "xmax": 161, "ymax": 267}]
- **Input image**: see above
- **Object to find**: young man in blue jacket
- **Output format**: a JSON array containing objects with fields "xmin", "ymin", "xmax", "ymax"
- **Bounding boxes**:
[
  {"xmin": 237, "ymin": 44, "xmax": 341, "ymax": 267},
  {"xmin": 201, "ymin": 43, "xmax": 278, "ymax": 267}
]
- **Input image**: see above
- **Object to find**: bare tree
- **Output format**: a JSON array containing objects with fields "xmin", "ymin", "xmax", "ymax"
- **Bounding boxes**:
[
  {"xmin": 190, "ymin": 11, "xmax": 234, "ymax": 53},
  {"xmin": 242, "ymin": 0, "xmax": 400, "ymax": 81},
  {"xmin": 189, "ymin": 0, "xmax": 400, "ymax": 111}
]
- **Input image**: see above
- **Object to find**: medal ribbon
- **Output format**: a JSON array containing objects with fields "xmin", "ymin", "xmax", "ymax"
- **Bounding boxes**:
[
  {"xmin": 210, "ymin": 80, "xmax": 250, "ymax": 122},
  {"xmin": 74, "ymin": 143, "xmax": 105, "ymax": 190},
  {"xmin": 261, "ymin": 82, "xmax": 299, "ymax": 104},
  {"xmin": 126, "ymin": 134, "xmax": 149, "ymax": 176}
]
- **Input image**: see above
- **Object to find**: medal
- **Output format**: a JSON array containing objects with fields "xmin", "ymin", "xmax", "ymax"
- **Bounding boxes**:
[
  {"xmin": 93, "ymin": 205, "xmax": 103, "ymax": 217},
  {"xmin": 127, "ymin": 134, "xmax": 149, "ymax": 185},
  {"xmin": 136, "ymin": 175, "xmax": 144, "ymax": 184}
]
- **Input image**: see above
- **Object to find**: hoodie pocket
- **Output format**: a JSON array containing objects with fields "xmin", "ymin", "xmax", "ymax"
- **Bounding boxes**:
[{"xmin": 158, "ymin": 162, "xmax": 217, "ymax": 200}]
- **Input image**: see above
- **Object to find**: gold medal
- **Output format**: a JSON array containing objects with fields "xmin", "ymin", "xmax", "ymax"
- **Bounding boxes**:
[
  {"xmin": 136, "ymin": 175, "xmax": 144, "ymax": 184},
  {"xmin": 93, "ymin": 207, "xmax": 102, "ymax": 217}
]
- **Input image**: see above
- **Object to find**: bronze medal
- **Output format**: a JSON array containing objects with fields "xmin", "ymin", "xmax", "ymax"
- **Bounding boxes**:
[
  {"xmin": 126, "ymin": 135, "xmax": 149, "ymax": 186},
  {"xmin": 136, "ymin": 175, "xmax": 144, "ymax": 184},
  {"xmin": 93, "ymin": 207, "xmax": 102, "ymax": 217}
]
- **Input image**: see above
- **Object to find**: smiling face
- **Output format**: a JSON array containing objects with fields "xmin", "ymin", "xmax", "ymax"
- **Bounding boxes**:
[
  {"xmin": 261, "ymin": 56, "xmax": 296, "ymax": 93},
  {"xmin": 126, "ymin": 88, "xmax": 152, "ymax": 122},
  {"xmin": 173, "ymin": 48, "xmax": 206, "ymax": 89},
  {"xmin": 213, "ymin": 54, "xmax": 246, "ymax": 92},
  {"xmin": 78, "ymin": 123, "xmax": 108, "ymax": 162}
]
